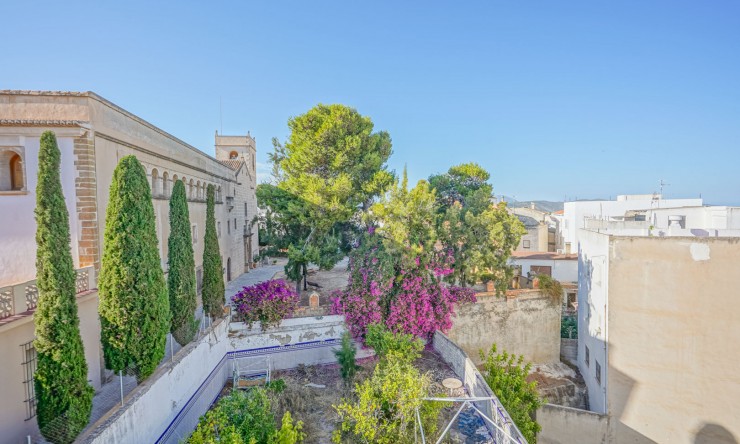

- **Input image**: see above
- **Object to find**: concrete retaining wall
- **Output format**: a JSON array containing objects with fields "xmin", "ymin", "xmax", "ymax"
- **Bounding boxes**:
[
  {"xmin": 433, "ymin": 332, "xmax": 526, "ymax": 443},
  {"xmin": 537, "ymin": 403, "xmax": 607, "ymax": 444},
  {"xmin": 560, "ymin": 338, "xmax": 578, "ymax": 366},
  {"xmin": 81, "ymin": 315, "xmax": 370, "ymax": 444},
  {"xmin": 447, "ymin": 290, "xmax": 561, "ymax": 364}
]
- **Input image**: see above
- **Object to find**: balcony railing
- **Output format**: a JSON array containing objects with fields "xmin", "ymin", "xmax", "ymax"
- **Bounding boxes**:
[{"xmin": 0, "ymin": 266, "xmax": 96, "ymax": 320}]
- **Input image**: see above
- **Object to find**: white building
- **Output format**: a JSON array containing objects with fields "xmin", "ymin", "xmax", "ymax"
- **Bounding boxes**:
[
  {"xmin": 561, "ymin": 194, "xmax": 703, "ymax": 254},
  {"xmin": 577, "ymin": 225, "xmax": 740, "ymax": 443}
]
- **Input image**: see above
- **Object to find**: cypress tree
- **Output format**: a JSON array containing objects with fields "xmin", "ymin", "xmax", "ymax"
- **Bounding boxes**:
[
  {"xmin": 202, "ymin": 184, "xmax": 224, "ymax": 318},
  {"xmin": 33, "ymin": 131, "xmax": 93, "ymax": 443},
  {"xmin": 98, "ymin": 155, "xmax": 170, "ymax": 381},
  {"xmin": 168, "ymin": 179, "xmax": 198, "ymax": 345}
]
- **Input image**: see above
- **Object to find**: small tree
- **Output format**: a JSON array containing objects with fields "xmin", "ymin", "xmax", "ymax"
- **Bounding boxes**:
[
  {"xmin": 333, "ymin": 352, "xmax": 443, "ymax": 443},
  {"xmin": 168, "ymin": 179, "xmax": 198, "ymax": 345},
  {"xmin": 333, "ymin": 332, "xmax": 360, "ymax": 385},
  {"xmin": 202, "ymin": 184, "xmax": 225, "ymax": 318},
  {"xmin": 269, "ymin": 412, "xmax": 305, "ymax": 444},
  {"xmin": 479, "ymin": 344, "xmax": 543, "ymax": 443},
  {"xmin": 99, "ymin": 155, "xmax": 170, "ymax": 381},
  {"xmin": 33, "ymin": 131, "xmax": 93, "ymax": 443}
]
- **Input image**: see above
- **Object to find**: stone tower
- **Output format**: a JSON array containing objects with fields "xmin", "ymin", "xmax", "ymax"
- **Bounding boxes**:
[{"xmin": 214, "ymin": 130, "xmax": 256, "ymax": 172}]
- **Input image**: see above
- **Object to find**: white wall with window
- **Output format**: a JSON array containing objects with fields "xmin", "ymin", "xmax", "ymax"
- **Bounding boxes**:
[{"xmin": 0, "ymin": 133, "xmax": 81, "ymax": 286}]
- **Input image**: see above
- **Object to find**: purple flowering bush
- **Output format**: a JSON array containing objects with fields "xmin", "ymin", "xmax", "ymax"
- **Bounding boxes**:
[
  {"xmin": 332, "ymin": 231, "xmax": 477, "ymax": 342},
  {"xmin": 231, "ymin": 279, "xmax": 299, "ymax": 330}
]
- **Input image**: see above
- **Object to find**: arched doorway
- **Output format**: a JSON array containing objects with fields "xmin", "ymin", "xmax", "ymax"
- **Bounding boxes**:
[{"xmin": 227, "ymin": 257, "xmax": 231, "ymax": 281}]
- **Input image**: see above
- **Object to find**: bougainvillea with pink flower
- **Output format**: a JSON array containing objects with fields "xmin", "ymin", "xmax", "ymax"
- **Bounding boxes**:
[
  {"xmin": 231, "ymin": 279, "xmax": 299, "ymax": 330},
  {"xmin": 332, "ymin": 230, "xmax": 476, "ymax": 342}
]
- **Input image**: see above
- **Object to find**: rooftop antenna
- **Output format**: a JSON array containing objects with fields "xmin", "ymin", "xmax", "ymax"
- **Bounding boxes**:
[{"xmin": 659, "ymin": 179, "xmax": 670, "ymax": 198}]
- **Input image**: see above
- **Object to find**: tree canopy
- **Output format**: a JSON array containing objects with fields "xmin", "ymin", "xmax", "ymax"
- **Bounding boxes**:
[
  {"xmin": 263, "ymin": 104, "xmax": 393, "ymax": 291},
  {"xmin": 98, "ymin": 155, "xmax": 170, "ymax": 381},
  {"xmin": 33, "ymin": 131, "xmax": 93, "ymax": 443},
  {"xmin": 430, "ymin": 163, "xmax": 525, "ymax": 290},
  {"xmin": 168, "ymin": 179, "xmax": 198, "ymax": 345}
]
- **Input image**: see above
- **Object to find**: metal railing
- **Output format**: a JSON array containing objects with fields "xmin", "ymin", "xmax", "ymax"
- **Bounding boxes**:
[{"xmin": 0, "ymin": 266, "xmax": 96, "ymax": 320}]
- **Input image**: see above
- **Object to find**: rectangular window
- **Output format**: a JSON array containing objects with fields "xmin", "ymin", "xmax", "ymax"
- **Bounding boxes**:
[
  {"xmin": 595, "ymin": 360, "xmax": 601, "ymax": 385},
  {"xmin": 192, "ymin": 224, "xmax": 198, "ymax": 243},
  {"xmin": 217, "ymin": 221, "xmax": 221, "ymax": 238},
  {"xmin": 21, "ymin": 340, "xmax": 37, "ymax": 420},
  {"xmin": 228, "ymin": 221, "xmax": 230, "ymax": 235},
  {"xmin": 523, "ymin": 239, "xmax": 531, "ymax": 249},
  {"xmin": 585, "ymin": 345, "xmax": 590, "ymax": 368}
]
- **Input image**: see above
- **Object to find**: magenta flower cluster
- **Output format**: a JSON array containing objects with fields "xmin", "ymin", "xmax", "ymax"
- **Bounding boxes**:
[
  {"xmin": 332, "ymin": 237, "xmax": 476, "ymax": 341},
  {"xmin": 386, "ymin": 269, "xmax": 476, "ymax": 338},
  {"xmin": 231, "ymin": 279, "xmax": 299, "ymax": 330}
]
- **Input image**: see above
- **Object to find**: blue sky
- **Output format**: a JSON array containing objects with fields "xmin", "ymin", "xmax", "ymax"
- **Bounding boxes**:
[{"xmin": 2, "ymin": 1, "xmax": 739, "ymax": 204}]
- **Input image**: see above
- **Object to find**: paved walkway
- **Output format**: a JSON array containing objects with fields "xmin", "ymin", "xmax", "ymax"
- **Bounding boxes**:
[{"xmin": 224, "ymin": 260, "xmax": 286, "ymax": 304}]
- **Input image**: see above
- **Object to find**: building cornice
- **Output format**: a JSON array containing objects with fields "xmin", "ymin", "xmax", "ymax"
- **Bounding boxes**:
[
  {"xmin": 95, "ymin": 132, "xmax": 237, "ymax": 184},
  {"xmin": 0, "ymin": 119, "xmax": 88, "ymax": 127}
]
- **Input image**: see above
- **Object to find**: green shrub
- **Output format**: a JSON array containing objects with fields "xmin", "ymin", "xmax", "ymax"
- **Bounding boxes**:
[
  {"xmin": 98, "ymin": 155, "xmax": 170, "ymax": 381},
  {"xmin": 561, "ymin": 316, "xmax": 577, "ymax": 339},
  {"xmin": 33, "ymin": 131, "xmax": 93, "ymax": 443},
  {"xmin": 269, "ymin": 412, "xmax": 305, "ymax": 444},
  {"xmin": 365, "ymin": 323, "xmax": 423, "ymax": 364},
  {"xmin": 187, "ymin": 408, "xmax": 247, "ymax": 444},
  {"xmin": 479, "ymin": 344, "xmax": 542, "ymax": 443},
  {"xmin": 168, "ymin": 179, "xmax": 198, "ymax": 345},
  {"xmin": 334, "ymin": 332, "xmax": 360, "ymax": 385},
  {"xmin": 266, "ymin": 379, "xmax": 286, "ymax": 393},
  {"xmin": 202, "ymin": 184, "xmax": 225, "ymax": 318},
  {"xmin": 537, "ymin": 274, "xmax": 564, "ymax": 304},
  {"xmin": 333, "ymin": 353, "xmax": 443, "ymax": 444}
]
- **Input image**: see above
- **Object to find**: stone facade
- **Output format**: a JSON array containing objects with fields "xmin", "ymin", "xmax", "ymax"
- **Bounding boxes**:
[{"xmin": 0, "ymin": 90, "xmax": 259, "ymax": 442}]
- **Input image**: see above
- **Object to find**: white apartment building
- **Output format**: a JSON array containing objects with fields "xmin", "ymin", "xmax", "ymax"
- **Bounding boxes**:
[
  {"xmin": 577, "ymin": 225, "xmax": 740, "ymax": 443},
  {"xmin": 561, "ymin": 194, "xmax": 703, "ymax": 253}
]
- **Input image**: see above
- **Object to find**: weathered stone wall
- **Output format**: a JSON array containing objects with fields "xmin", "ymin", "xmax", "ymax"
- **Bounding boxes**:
[
  {"xmin": 537, "ymin": 403, "xmax": 607, "ymax": 444},
  {"xmin": 447, "ymin": 289, "xmax": 561, "ymax": 364}
]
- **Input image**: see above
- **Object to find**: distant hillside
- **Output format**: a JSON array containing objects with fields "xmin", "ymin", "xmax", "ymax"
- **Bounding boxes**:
[{"xmin": 499, "ymin": 196, "xmax": 564, "ymax": 213}]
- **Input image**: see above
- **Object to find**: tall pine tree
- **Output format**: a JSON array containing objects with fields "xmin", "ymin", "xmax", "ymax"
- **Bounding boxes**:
[
  {"xmin": 168, "ymin": 179, "xmax": 197, "ymax": 345},
  {"xmin": 98, "ymin": 155, "xmax": 170, "ymax": 381},
  {"xmin": 33, "ymin": 131, "xmax": 93, "ymax": 443},
  {"xmin": 201, "ymin": 184, "xmax": 224, "ymax": 318}
]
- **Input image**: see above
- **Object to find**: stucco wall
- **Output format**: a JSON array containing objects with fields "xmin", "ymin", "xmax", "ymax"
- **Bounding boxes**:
[
  {"xmin": 510, "ymin": 258, "xmax": 577, "ymax": 282},
  {"xmin": 447, "ymin": 290, "xmax": 561, "ymax": 365},
  {"xmin": 537, "ymin": 403, "xmax": 607, "ymax": 444},
  {"xmin": 0, "ymin": 132, "xmax": 81, "ymax": 287},
  {"xmin": 0, "ymin": 292, "xmax": 101, "ymax": 444},
  {"xmin": 605, "ymin": 236, "xmax": 740, "ymax": 444},
  {"xmin": 577, "ymin": 229, "xmax": 610, "ymax": 414}
]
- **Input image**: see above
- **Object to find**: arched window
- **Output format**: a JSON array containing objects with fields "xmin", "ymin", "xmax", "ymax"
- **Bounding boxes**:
[
  {"xmin": 229, "ymin": 151, "xmax": 239, "ymax": 160},
  {"xmin": 189, "ymin": 179, "xmax": 194, "ymax": 199},
  {"xmin": 162, "ymin": 172, "xmax": 170, "ymax": 197},
  {"xmin": 196, "ymin": 181, "xmax": 201, "ymax": 200},
  {"xmin": 217, "ymin": 186, "xmax": 222, "ymax": 202},
  {"xmin": 0, "ymin": 150, "xmax": 24, "ymax": 191},
  {"xmin": 151, "ymin": 168, "xmax": 160, "ymax": 196},
  {"xmin": 10, "ymin": 154, "xmax": 24, "ymax": 190}
]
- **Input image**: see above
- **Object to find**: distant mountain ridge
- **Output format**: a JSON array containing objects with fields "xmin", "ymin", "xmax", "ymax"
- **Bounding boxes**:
[{"xmin": 499, "ymin": 196, "xmax": 564, "ymax": 213}]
